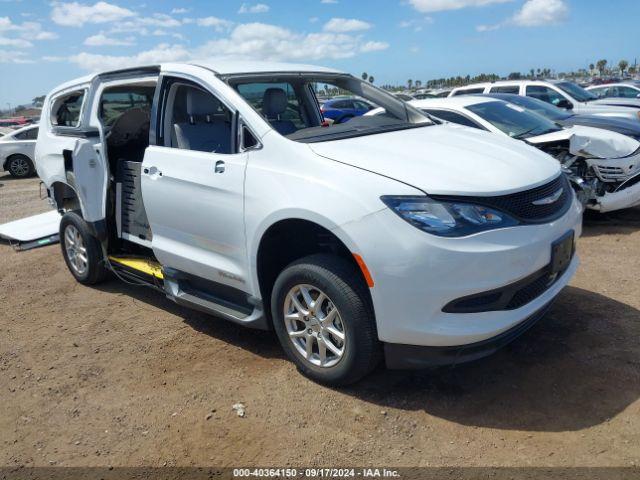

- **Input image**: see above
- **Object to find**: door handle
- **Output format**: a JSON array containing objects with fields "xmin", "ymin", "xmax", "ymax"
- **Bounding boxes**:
[{"xmin": 214, "ymin": 160, "xmax": 226, "ymax": 174}]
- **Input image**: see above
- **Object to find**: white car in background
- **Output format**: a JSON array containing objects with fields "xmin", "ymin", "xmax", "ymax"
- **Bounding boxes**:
[
  {"xmin": 586, "ymin": 83, "xmax": 640, "ymax": 103},
  {"xmin": 34, "ymin": 61, "xmax": 582, "ymax": 385},
  {"xmin": 410, "ymin": 96, "xmax": 640, "ymax": 213},
  {"xmin": 0, "ymin": 123, "xmax": 39, "ymax": 178},
  {"xmin": 448, "ymin": 80, "xmax": 640, "ymax": 120}
]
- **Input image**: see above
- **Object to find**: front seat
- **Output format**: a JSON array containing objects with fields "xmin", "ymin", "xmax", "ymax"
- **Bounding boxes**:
[
  {"xmin": 262, "ymin": 88, "xmax": 297, "ymax": 136},
  {"xmin": 174, "ymin": 88, "xmax": 231, "ymax": 153}
]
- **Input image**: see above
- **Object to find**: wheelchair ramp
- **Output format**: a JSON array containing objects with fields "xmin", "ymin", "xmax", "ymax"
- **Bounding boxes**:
[{"xmin": 0, "ymin": 210, "xmax": 61, "ymax": 251}]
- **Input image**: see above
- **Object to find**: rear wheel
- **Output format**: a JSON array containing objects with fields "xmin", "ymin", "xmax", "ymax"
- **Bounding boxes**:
[
  {"xmin": 60, "ymin": 212, "xmax": 108, "ymax": 285},
  {"xmin": 271, "ymin": 254, "xmax": 380, "ymax": 386},
  {"xmin": 6, "ymin": 155, "xmax": 34, "ymax": 178}
]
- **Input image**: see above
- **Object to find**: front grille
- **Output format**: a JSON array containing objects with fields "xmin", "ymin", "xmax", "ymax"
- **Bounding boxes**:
[
  {"xmin": 594, "ymin": 165, "xmax": 628, "ymax": 182},
  {"xmin": 433, "ymin": 175, "xmax": 572, "ymax": 223}
]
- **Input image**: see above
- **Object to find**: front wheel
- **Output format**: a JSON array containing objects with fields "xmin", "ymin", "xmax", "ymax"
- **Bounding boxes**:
[
  {"xmin": 271, "ymin": 254, "xmax": 381, "ymax": 386},
  {"xmin": 6, "ymin": 155, "xmax": 35, "ymax": 178},
  {"xmin": 60, "ymin": 212, "xmax": 109, "ymax": 285}
]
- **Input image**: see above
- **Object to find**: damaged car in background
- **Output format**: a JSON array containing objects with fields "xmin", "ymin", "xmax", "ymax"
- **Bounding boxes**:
[{"xmin": 408, "ymin": 97, "xmax": 640, "ymax": 213}]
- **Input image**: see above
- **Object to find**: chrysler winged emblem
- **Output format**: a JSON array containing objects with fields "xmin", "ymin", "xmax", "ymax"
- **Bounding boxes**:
[{"xmin": 532, "ymin": 188, "xmax": 563, "ymax": 206}]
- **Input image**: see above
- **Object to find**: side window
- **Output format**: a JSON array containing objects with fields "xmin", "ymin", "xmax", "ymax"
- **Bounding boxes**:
[
  {"xmin": 619, "ymin": 87, "xmax": 640, "ymax": 98},
  {"xmin": 236, "ymin": 82, "xmax": 306, "ymax": 130},
  {"xmin": 526, "ymin": 85, "xmax": 565, "ymax": 106},
  {"xmin": 166, "ymin": 83, "xmax": 233, "ymax": 154},
  {"xmin": 51, "ymin": 90, "xmax": 85, "ymax": 127},
  {"xmin": 490, "ymin": 85, "xmax": 519, "ymax": 94},
  {"xmin": 25, "ymin": 127, "xmax": 39, "ymax": 140},
  {"xmin": 14, "ymin": 127, "xmax": 38, "ymax": 140},
  {"xmin": 239, "ymin": 123, "xmax": 259, "ymax": 151},
  {"xmin": 354, "ymin": 100, "xmax": 372, "ymax": 110},
  {"xmin": 589, "ymin": 87, "xmax": 606, "ymax": 98},
  {"xmin": 452, "ymin": 88, "xmax": 485, "ymax": 96},
  {"xmin": 424, "ymin": 109, "xmax": 482, "ymax": 129}
]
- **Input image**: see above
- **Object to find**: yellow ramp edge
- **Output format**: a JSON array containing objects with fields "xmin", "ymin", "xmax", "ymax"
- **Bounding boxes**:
[{"xmin": 108, "ymin": 256, "xmax": 164, "ymax": 280}]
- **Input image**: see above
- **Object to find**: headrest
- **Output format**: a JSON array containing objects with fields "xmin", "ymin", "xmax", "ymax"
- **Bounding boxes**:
[
  {"xmin": 262, "ymin": 88, "xmax": 288, "ymax": 118},
  {"xmin": 186, "ymin": 88, "xmax": 221, "ymax": 117}
]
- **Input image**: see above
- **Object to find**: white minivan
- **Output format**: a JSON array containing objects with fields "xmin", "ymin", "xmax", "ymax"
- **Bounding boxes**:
[{"xmin": 35, "ymin": 62, "xmax": 583, "ymax": 385}]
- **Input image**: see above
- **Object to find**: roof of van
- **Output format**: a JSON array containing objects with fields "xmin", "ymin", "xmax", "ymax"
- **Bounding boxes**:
[
  {"xmin": 49, "ymin": 61, "xmax": 344, "ymax": 94},
  {"xmin": 193, "ymin": 60, "xmax": 343, "ymax": 75}
]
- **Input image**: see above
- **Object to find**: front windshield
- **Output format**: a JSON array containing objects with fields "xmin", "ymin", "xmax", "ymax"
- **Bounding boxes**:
[
  {"xmin": 228, "ymin": 73, "xmax": 432, "ymax": 143},
  {"xmin": 556, "ymin": 82, "xmax": 598, "ymax": 102},
  {"xmin": 494, "ymin": 95, "xmax": 570, "ymax": 121},
  {"xmin": 466, "ymin": 101, "xmax": 562, "ymax": 139}
]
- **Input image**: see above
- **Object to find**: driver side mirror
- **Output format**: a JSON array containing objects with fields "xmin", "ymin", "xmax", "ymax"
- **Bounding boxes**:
[{"xmin": 556, "ymin": 99, "xmax": 573, "ymax": 110}]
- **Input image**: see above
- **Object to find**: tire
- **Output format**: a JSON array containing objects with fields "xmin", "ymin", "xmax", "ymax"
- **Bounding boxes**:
[
  {"xmin": 59, "ymin": 211, "xmax": 109, "ymax": 285},
  {"xmin": 6, "ymin": 155, "xmax": 35, "ymax": 178},
  {"xmin": 271, "ymin": 253, "xmax": 381, "ymax": 386}
]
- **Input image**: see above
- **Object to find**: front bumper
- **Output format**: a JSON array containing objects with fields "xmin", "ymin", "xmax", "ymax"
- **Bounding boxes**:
[
  {"xmin": 590, "ymin": 172, "xmax": 640, "ymax": 212},
  {"xmin": 337, "ymin": 195, "xmax": 583, "ymax": 348},
  {"xmin": 384, "ymin": 300, "xmax": 553, "ymax": 369}
]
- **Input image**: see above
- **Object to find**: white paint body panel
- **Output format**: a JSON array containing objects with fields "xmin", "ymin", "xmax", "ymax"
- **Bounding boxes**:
[
  {"xmin": 0, "ymin": 210, "xmax": 60, "ymax": 242},
  {"xmin": 34, "ymin": 62, "xmax": 584, "ymax": 349}
]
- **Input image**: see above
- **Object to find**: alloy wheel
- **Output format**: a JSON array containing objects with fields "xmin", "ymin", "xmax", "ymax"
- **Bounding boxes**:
[
  {"xmin": 283, "ymin": 284, "xmax": 346, "ymax": 368},
  {"xmin": 64, "ymin": 224, "xmax": 88, "ymax": 276},
  {"xmin": 9, "ymin": 157, "xmax": 30, "ymax": 177}
]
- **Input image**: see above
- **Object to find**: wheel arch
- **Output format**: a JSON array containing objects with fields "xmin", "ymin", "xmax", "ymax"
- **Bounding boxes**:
[
  {"xmin": 51, "ymin": 180, "xmax": 82, "ymax": 213},
  {"xmin": 254, "ymin": 216, "xmax": 372, "ymax": 324}
]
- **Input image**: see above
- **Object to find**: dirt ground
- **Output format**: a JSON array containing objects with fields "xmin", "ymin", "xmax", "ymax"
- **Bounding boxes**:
[{"xmin": 1, "ymin": 171, "xmax": 639, "ymax": 469}]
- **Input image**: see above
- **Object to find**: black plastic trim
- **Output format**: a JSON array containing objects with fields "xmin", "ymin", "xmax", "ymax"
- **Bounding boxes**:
[
  {"xmin": 384, "ymin": 301, "xmax": 554, "ymax": 369},
  {"xmin": 51, "ymin": 127, "xmax": 100, "ymax": 138}
]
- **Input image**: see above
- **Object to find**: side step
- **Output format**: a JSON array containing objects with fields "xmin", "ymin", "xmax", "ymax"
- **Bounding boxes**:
[
  {"xmin": 163, "ymin": 268, "xmax": 268, "ymax": 330},
  {"xmin": 108, "ymin": 255, "xmax": 165, "ymax": 289}
]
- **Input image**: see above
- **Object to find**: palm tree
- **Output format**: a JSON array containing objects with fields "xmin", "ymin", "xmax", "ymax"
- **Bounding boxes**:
[
  {"xmin": 415, "ymin": 80, "xmax": 422, "ymax": 89},
  {"xmin": 407, "ymin": 79, "xmax": 413, "ymax": 90},
  {"xmin": 529, "ymin": 68, "xmax": 535, "ymax": 79},
  {"xmin": 361, "ymin": 72, "xmax": 368, "ymax": 81},
  {"xmin": 596, "ymin": 59, "xmax": 607, "ymax": 76},
  {"xmin": 589, "ymin": 63, "xmax": 595, "ymax": 73},
  {"xmin": 619, "ymin": 60, "xmax": 629, "ymax": 76}
]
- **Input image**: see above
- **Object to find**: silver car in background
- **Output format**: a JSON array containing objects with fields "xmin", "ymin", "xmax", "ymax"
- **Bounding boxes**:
[{"xmin": 0, "ymin": 124, "xmax": 39, "ymax": 178}]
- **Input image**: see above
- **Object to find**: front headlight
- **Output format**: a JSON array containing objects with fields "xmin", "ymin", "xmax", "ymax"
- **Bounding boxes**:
[{"xmin": 381, "ymin": 196, "xmax": 519, "ymax": 237}]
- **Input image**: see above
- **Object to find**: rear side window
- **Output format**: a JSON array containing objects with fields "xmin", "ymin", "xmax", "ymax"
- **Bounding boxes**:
[
  {"xmin": 51, "ymin": 90, "xmax": 85, "ymax": 127},
  {"xmin": 452, "ymin": 88, "xmax": 485, "ymax": 96},
  {"xmin": 423, "ymin": 109, "xmax": 482, "ymax": 129},
  {"xmin": 525, "ymin": 85, "xmax": 565, "ymax": 106},
  {"xmin": 14, "ymin": 127, "xmax": 38, "ymax": 140},
  {"xmin": 490, "ymin": 85, "xmax": 519, "ymax": 94}
]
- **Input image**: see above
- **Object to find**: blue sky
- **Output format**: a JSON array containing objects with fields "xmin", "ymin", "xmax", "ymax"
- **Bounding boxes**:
[{"xmin": 1, "ymin": 0, "xmax": 639, "ymax": 106}]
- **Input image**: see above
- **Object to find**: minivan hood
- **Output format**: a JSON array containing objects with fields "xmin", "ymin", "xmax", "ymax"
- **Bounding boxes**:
[
  {"xmin": 527, "ymin": 125, "xmax": 640, "ymax": 159},
  {"xmin": 308, "ymin": 124, "xmax": 561, "ymax": 196}
]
